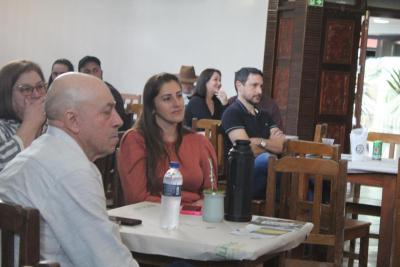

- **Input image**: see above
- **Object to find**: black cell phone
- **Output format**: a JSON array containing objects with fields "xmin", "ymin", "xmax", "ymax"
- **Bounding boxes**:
[{"xmin": 110, "ymin": 216, "xmax": 142, "ymax": 226}]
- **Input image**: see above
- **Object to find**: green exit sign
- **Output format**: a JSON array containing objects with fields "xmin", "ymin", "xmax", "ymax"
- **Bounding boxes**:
[{"xmin": 309, "ymin": 0, "xmax": 324, "ymax": 7}]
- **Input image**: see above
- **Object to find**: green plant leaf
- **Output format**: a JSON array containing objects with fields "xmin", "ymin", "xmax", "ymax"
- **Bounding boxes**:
[{"xmin": 387, "ymin": 69, "xmax": 400, "ymax": 95}]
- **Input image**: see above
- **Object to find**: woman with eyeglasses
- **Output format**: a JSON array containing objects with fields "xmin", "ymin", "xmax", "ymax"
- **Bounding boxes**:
[
  {"xmin": 118, "ymin": 73, "xmax": 217, "ymax": 205},
  {"xmin": 0, "ymin": 60, "xmax": 47, "ymax": 170}
]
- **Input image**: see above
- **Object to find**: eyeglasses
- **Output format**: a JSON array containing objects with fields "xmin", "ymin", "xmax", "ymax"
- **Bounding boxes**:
[{"xmin": 14, "ymin": 82, "xmax": 48, "ymax": 96}]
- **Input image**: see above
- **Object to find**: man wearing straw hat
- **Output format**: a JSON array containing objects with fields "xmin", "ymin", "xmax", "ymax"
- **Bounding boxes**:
[{"xmin": 177, "ymin": 65, "xmax": 197, "ymax": 105}]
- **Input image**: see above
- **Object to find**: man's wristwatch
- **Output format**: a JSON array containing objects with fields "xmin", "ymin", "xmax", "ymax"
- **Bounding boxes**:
[{"xmin": 259, "ymin": 139, "xmax": 267, "ymax": 149}]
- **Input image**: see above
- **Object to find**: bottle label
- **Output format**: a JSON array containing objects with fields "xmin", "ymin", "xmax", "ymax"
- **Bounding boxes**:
[{"xmin": 162, "ymin": 183, "xmax": 182, "ymax": 197}]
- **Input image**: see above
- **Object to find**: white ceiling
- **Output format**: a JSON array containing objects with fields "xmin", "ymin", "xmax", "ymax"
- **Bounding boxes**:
[{"xmin": 369, "ymin": 16, "xmax": 400, "ymax": 36}]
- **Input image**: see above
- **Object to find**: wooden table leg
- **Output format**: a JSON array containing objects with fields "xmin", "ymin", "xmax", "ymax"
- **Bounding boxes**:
[
  {"xmin": 347, "ymin": 173, "xmax": 397, "ymax": 267},
  {"xmin": 377, "ymin": 177, "xmax": 396, "ymax": 267},
  {"xmin": 391, "ymin": 165, "xmax": 400, "ymax": 267}
]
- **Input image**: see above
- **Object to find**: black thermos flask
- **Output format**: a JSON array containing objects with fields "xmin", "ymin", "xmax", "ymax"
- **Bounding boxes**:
[{"xmin": 225, "ymin": 139, "xmax": 254, "ymax": 222}]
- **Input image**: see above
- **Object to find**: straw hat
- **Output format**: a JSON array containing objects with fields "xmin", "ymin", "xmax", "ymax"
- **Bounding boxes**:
[{"xmin": 177, "ymin": 65, "xmax": 198, "ymax": 84}]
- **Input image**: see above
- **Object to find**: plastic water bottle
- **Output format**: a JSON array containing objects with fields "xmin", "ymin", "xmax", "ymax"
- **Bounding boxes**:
[{"xmin": 160, "ymin": 161, "xmax": 183, "ymax": 229}]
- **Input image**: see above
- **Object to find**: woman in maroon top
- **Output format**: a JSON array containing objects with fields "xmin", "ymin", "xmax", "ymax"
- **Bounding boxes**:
[{"xmin": 118, "ymin": 73, "xmax": 217, "ymax": 205}]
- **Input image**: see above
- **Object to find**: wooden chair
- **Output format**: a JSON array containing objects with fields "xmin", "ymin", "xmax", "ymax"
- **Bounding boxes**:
[
  {"xmin": 313, "ymin": 123, "xmax": 328, "ymax": 143},
  {"xmin": 265, "ymin": 156, "xmax": 346, "ymax": 267},
  {"xmin": 253, "ymin": 125, "xmax": 329, "ymax": 216},
  {"xmin": 347, "ymin": 132, "xmax": 400, "ymax": 214},
  {"xmin": 121, "ymin": 93, "xmax": 141, "ymax": 106},
  {"xmin": 274, "ymin": 140, "xmax": 370, "ymax": 267},
  {"xmin": 348, "ymin": 132, "xmax": 400, "ymax": 231},
  {"xmin": 125, "ymin": 103, "xmax": 143, "ymax": 115},
  {"xmin": 191, "ymin": 118, "xmax": 225, "ymax": 186},
  {"xmin": 251, "ymin": 139, "xmax": 340, "ymax": 216},
  {"xmin": 0, "ymin": 201, "xmax": 60, "ymax": 267},
  {"xmin": 94, "ymin": 152, "xmax": 115, "ymax": 207},
  {"xmin": 112, "ymin": 148, "xmax": 125, "ymax": 208},
  {"xmin": 94, "ymin": 131, "xmax": 125, "ymax": 208},
  {"xmin": 125, "ymin": 103, "xmax": 143, "ymax": 127}
]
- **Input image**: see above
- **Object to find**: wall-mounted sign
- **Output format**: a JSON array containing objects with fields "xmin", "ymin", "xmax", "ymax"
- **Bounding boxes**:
[{"xmin": 309, "ymin": 0, "xmax": 324, "ymax": 7}]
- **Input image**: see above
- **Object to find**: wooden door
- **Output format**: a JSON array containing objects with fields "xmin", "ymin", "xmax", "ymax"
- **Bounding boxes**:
[{"xmin": 262, "ymin": 0, "xmax": 365, "ymax": 152}]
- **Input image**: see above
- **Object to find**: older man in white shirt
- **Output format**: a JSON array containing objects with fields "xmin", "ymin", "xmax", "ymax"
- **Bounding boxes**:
[{"xmin": 0, "ymin": 73, "xmax": 138, "ymax": 267}]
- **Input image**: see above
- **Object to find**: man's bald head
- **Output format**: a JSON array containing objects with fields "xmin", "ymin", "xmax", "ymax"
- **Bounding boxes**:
[
  {"xmin": 44, "ymin": 72, "xmax": 122, "ymax": 161},
  {"xmin": 45, "ymin": 72, "xmax": 108, "ymax": 121}
]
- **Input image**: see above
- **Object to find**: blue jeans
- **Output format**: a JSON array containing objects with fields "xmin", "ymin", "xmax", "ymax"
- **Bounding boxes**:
[
  {"xmin": 253, "ymin": 152, "xmax": 281, "ymax": 200},
  {"xmin": 253, "ymin": 152, "xmax": 270, "ymax": 199}
]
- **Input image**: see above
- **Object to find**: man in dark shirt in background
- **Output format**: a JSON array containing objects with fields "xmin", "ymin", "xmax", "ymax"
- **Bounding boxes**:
[
  {"xmin": 78, "ymin": 55, "xmax": 130, "ymax": 130},
  {"xmin": 221, "ymin": 67, "xmax": 285, "ymax": 199}
]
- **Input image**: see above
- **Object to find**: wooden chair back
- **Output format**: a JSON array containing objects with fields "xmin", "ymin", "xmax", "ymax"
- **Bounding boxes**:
[
  {"xmin": 121, "ymin": 93, "xmax": 141, "ymax": 105},
  {"xmin": 265, "ymin": 156, "xmax": 346, "ymax": 267},
  {"xmin": 313, "ymin": 123, "xmax": 328, "ymax": 143},
  {"xmin": 285, "ymin": 139, "xmax": 340, "ymax": 161},
  {"xmin": 112, "ymin": 148, "xmax": 125, "ymax": 208},
  {"xmin": 0, "ymin": 201, "xmax": 60, "ymax": 267},
  {"xmin": 253, "ymin": 140, "xmax": 340, "ymax": 216},
  {"xmin": 191, "ymin": 118, "xmax": 224, "ymax": 176},
  {"xmin": 125, "ymin": 103, "xmax": 143, "ymax": 117},
  {"xmin": 282, "ymin": 139, "xmax": 340, "ymax": 206},
  {"xmin": 367, "ymin": 131, "xmax": 400, "ymax": 159},
  {"xmin": 125, "ymin": 103, "xmax": 143, "ymax": 128},
  {"xmin": 94, "ymin": 131, "xmax": 125, "ymax": 208}
]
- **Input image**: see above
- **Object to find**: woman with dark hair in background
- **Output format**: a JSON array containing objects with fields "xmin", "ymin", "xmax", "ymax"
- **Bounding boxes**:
[
  {"xmin": 0, "ymin": 60, "xmax": 47, "ymax": 170},
  {"xmin": 184, "ymin": 68, "xmax": 228, "ymax": 127},
  {"xmin": 118, "ymin": 73, "xmax": 217, "ymax": 205},
  {"xmin": 48, "ymin": 58, "xmax": 74, "ymax": 86}
]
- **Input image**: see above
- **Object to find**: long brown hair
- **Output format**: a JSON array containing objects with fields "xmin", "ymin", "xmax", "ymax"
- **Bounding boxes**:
[
  {"xmin": 135, "ymin": 73, "xmax": 190, "ymax": 193},
  {"xmin": 193, "ymin": 68, "xmax": 221, "ymax": 98},
  {"xmin": 0, "ymin": 60, "xmax": 45, "ymax": 121}
]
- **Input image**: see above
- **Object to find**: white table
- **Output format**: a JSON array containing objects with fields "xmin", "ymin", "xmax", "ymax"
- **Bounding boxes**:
[
  {"xmin": 108, "ymin": 202, "xmax": 313, "ymax": 265},
  {"xmin": 342, "ymin": 154, "xmax": 399, "ymax": 267},
  {"xmin": 343, "ymin": 154, "xmax": 398, "ymax": 174}
]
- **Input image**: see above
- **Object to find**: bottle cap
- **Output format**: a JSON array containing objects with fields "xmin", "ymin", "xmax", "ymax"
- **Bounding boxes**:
[{"xmin": 169, "ymin": 161, "xmax": 180, "ymax": 168}]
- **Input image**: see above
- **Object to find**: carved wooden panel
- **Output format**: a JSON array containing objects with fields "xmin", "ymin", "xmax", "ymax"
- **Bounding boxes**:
[
  {"xmin": 277, "ymin": 18, "xmax": 293, "ymax": 59},
  {"xmin": 323, "ymin": 19, "xmax": 355, "ymax": 64},
  {"xmin": 326, "ymin": 122, "xmax": 346, "ymax": 149},
  {"xmin": 319, "ymin": 71, "xmax": 350, "ymax": 115},
  {"xmin": 273, "ymin": 66, "xmax": 289, "ymax": 109}
]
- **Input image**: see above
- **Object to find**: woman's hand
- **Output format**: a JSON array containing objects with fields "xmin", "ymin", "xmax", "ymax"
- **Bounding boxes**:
[
  {"xmin": 23, "ymin": 96, "xmax": 46, "ymax": 130},
  {"xmin": 16, "ymin": 96, "xmax": 46, "ymax": 147},
  {"xmin": 215, "ymin": 89, "xmax": 228, "ymax": 105}
]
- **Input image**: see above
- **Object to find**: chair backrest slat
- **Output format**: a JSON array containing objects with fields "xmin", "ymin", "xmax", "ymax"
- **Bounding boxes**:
[
  {"xmin": 191, "ymin": 118, "xmax": 224, "ymax": 173},
  {"xmin": 313, "ymin": 123, "xmax": 328, "ymax": 143},
  {"xmin": 285, "ymin": 139, "xmax": 340, "ymax": 160},
  {"xmin": 0, "ymin": 202, "xmax": 40, "ymax": 267},
  {"xmin": 367, "ymin": 131, "xmax": 400, "ymax": 159}
]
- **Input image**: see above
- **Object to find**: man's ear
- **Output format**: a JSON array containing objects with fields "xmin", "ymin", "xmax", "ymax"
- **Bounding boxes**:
[
  {"xmin": 235, "ymin": 80, "xmax": 243, "ymax": 93},
  {"xmin": 64, "ymin": 109, "xmax": 80, "ymax": 134}
]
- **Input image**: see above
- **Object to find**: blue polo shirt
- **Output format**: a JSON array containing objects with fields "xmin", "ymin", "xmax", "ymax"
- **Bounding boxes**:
[{"xmin": 221, "ymin": 99, "xmax": 277, "ymax": 141}]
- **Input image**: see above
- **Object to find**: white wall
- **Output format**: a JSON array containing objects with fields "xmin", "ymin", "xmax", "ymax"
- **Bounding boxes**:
[{"xmin": 0, "ymin": 0, "xmax": 268, "ymax": 97}]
